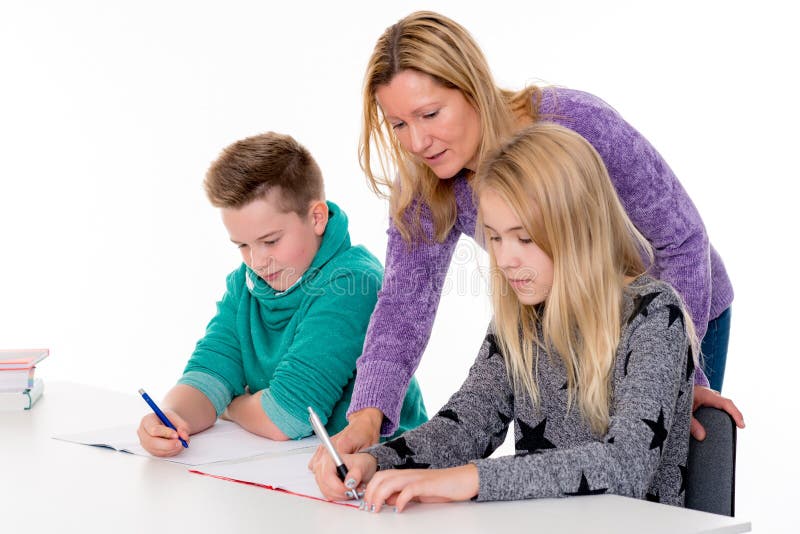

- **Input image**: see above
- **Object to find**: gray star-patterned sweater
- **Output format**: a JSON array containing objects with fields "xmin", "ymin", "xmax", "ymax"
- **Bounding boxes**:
[{"xmin": 367, "ymin": 276, "xmax": 693, "ymax": 506}]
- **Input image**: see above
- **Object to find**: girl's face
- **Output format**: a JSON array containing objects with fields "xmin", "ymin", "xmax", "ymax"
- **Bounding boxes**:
[
  {"xmin": 375, "ymin": 69, "xmax": 481, "ymax": 179},
  {"xmin": 480, "ymin": 189, "xmax": 554, "ymax": 306}
]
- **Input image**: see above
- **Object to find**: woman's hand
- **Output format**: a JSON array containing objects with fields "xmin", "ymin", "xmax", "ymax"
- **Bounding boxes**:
[
  {"xmin": 691, "ymin": 386, "xmax": 745, "ymax": 440},
  {"xmin": 136, "ymin": 409, "xmax": 190, "ymax": 457},
  {"xmin": 361, "ymin": 464, "xmax": 480, "ymax": 513},
  {"xmin": 313, "ymin": 452, "xmax": 378, "ymax": 501}
]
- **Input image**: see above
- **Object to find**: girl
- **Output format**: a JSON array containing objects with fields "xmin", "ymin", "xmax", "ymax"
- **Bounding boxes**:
[{"xmin": 319, "ymin": 123, "xmax": 695, "ymax": 511}]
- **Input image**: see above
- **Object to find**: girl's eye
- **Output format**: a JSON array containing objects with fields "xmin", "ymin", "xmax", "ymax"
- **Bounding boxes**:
[
  {"xmin": 237, "ymin": 244, "xmax": 248, "ymax": 249},
  {"xmin": 519, "ymin": 238, "xmax": 533, "ymax": 244},
  {"xmin": 423, "ymin": 110, "xmax": 439, "ymax": 119},
  {"xmin": 488, "ymin": 236, "xmax": 501, "ymax": 242},
  {"xmin": 263, "ymin": 239, "xmax": 278, "ymax": 246},
  {"xmin": 391, "ymin": 121, "xmax": 405, "ymax": 130}
]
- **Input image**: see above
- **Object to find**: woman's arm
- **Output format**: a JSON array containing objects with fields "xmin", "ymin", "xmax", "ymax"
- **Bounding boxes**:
[{"xmin": 347, "ymin": 204, "xmax": 462, "ymax": 437}]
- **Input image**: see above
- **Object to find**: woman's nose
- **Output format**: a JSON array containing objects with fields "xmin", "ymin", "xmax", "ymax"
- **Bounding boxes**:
[{"xmin": 408, "ymin": 123, "xmax": 431, "ymax": 154}]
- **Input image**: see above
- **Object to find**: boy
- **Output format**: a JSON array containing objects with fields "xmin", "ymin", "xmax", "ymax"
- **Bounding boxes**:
[{"xmin": 138, "ymin": 132, "xmax": 427, "ymax": 456}]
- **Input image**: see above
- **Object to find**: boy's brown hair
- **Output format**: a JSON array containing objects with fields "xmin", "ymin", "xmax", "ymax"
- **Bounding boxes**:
[{"xmin": 204, "ymin": 132, "xmax": 324, "ymax": 215}]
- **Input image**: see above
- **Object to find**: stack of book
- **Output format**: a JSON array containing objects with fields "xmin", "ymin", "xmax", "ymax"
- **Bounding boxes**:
[{"xmin": 1, "ymin": 349, "xmax": 49, "ymax": 411}]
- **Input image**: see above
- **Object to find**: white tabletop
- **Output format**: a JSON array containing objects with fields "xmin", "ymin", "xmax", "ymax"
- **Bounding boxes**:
[{"xmin": 0, "ymin": 382, "xmax": 751, "ymax": 534}]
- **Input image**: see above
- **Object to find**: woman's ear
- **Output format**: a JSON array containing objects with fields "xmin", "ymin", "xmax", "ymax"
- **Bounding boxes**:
[{"xmin": 309, "ymin": 200, "xmax": 329, "ymax": 236}]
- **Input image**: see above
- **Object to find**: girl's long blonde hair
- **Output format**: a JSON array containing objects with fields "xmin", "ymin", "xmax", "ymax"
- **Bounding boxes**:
[
  {"xmin": 360, "ymin": 10, "xmax": 540, "ymax": 243},
  {"xmin": 474, "ymin": 123, "xmax": 663, "ymax": 436}
]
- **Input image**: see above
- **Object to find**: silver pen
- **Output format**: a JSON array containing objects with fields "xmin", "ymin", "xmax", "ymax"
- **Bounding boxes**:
[{"xmin": 308, "ymin": 406, "xmax": 349, "ymax": 482}]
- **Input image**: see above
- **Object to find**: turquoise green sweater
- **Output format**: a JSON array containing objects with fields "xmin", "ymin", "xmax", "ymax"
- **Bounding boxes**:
[{"xmin": 179, "ymin": 201, "xmax": 427, "ymax": 439}]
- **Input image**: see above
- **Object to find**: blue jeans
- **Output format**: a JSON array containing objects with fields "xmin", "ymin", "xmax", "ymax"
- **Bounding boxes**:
[{"xmin": 700, "ymin": 307, "xmax": 731, "ymax": 392}]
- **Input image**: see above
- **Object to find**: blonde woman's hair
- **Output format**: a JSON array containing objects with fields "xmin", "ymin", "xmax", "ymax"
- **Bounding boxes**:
[
  {"xmin": 474, "ymin": 123, "xmax": 696, "ymax": 436},
  {"xmin": 360, "ymin": 10, "xmax": 540, "ymax": 243}
]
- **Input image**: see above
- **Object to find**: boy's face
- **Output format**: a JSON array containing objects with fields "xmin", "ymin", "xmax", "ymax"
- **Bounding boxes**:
[{"xmin": 222, "ymin": 190, "xmax": 327, "ymax": 292}]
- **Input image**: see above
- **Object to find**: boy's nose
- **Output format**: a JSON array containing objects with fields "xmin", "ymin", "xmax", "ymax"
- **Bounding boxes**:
[{"xmin": 250, "ymin": 248, "xmax": 272, "ymax": 271}]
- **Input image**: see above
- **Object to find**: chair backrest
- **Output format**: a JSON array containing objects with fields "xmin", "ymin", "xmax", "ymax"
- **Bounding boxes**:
[{"xmin": 684, "ymin": 406, "xmax": 737, "ymax": 516}]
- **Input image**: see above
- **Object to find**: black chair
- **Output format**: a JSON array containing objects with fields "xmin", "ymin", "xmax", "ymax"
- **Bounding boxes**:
[{"xmin": 684, "ymin": 407, "xmax": 737, "ymax": 516}]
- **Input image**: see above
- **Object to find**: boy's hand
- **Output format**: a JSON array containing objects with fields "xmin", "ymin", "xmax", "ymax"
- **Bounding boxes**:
[
  {"xmin": 136, "ymin": 409, "xmax": 190, "ymax": 457},
  {"xmin": 361, "ymin": 464, "xmax": 479, "ymax": 513},
  {"xmin": 313, "ymin": 452, "xmax": 378, "ymax": 501}
]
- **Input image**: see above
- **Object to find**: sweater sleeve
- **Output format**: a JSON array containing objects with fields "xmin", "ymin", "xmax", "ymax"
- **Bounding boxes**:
[
  {"xmin": 367, "ymin": 332, "xmax": 513, "ymax": 469},
  {"xmin": 471, "ymin": 293, "xmax": 692, "ymax": 502},
  {"xmin": 348, "ymin": 205, "xmax": 461, "ymax": 435},
  {"xmin": 548, "ymin": 89, "xmax": 713, "ymax": 353},
  {"xmin": 178, "ymin": 270, "xmax": 245, "ymax": 415},
  {"xmin": 263, "ymin": 268, "xmax": 382, "ymax": 439}
]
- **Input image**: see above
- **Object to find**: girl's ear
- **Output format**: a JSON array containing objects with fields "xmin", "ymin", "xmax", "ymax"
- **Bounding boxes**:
[{"xmin": 309, "ymin": 200, "xmax": 329, "ymax": 236}]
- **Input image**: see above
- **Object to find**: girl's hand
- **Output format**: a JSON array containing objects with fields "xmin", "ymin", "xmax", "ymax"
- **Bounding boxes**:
[
  {"xmin": 136, "ymin": 409, "xmax": 190, "ymax": 457},
  {"xmin": 308, "ymin": 408, "xmax": 382, "ymax": 496},
  {"xmin": 362, "ymin": 464, "xmax": 479, "ymax": 513},
  {"xmin": 690, "ymin": 386, "xmax": 745, "ymax": 441},
  {"xmin": 313, "ymin": 452, "xmax": 378, "ymax": 501}
]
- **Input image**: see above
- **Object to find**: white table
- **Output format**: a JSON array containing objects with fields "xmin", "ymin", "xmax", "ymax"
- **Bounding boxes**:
[{"xmin": 0, "ymin": 382, "xmax": 751, "ymax": 533}]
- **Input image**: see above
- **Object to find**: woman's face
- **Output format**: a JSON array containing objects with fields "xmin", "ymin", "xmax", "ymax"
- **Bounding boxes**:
[{"xmin": 375, "ymin": 69, "xmax": 481, "ymax": 179}]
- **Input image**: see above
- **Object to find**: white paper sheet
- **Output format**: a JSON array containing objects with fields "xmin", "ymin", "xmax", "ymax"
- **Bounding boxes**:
[
  {"xmin": 53, "ymin": 420, "xmax": 319, "ymax": 466},
  {"xmin": 192, "ymin": 450, "xmax": 356, "ymax": 507}
]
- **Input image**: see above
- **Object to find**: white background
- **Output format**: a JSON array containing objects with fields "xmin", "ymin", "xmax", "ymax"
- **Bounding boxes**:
[{"xmin": 1, "ymin": 1, "xmax": 797, "ymax": 531}]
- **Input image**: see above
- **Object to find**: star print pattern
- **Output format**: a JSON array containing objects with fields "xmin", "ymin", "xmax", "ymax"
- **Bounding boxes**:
[
  {"xmin": 667, "ymin": 304, "xmax": 685, "ymax": 329},
  {"xmin": 384, "ymin": 436, "xmax": 414, "ymax": 460},
  {"xmin": 395, "ymin": 458, "xmax": 431, "ymax": 470},
  {"xmin": 626, "ymin": 291, "xmax": 661, "ymax": 324},
  {"xmin": 642, "ymin": 408, "xmax": 668, "ymax": 455},
  {"xmin": 365, "ymin": 276, "xmax": 692, "ymax": 507},
  {"xmin": 484, "ymin": 333, "xmax": 501, "ymax": 360},
  {"xmin": 678, "ymin": 465, "xmax": 688, "ymax": 494},
  {"xmin": 515, "ymin": 418, "xmax": 556, "ymax": 454},
  {"xmin": 437, "ymin": 408, "xmax": 460, "ymax": 423},
  {"xmin": 564, "ymin": 472, "xmax": 607, "ymax": 496}
]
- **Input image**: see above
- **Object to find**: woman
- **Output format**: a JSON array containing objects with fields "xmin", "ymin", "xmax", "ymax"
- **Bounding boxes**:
[{"xmin": 311, "ymin": 10, "xmax": 742, "ymax": 483}]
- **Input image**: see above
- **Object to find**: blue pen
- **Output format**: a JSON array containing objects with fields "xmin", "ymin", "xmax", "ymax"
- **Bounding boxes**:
[{"xmin": 138, "ymin": 388, "xmax": 189, "ymax": 448}]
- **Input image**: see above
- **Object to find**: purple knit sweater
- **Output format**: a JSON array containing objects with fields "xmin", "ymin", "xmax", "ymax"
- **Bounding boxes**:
[{"xmin": 350, "ymin": 87, "xmax": 734, "ymax": 435}]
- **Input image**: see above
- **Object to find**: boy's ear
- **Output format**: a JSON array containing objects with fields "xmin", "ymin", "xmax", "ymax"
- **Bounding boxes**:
[{"xmin": 309, "ymin": 200, "xmax": 329, "ymax": 236}]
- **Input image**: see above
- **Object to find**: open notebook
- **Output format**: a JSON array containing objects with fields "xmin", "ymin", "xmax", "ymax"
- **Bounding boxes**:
[
  {"xmin": 53, "ymin": 420, "xmax": 320, "ymax": 466},
  {"xmin": 191, "ymin": 450, "xmax": 356, "ymax": 508}
]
